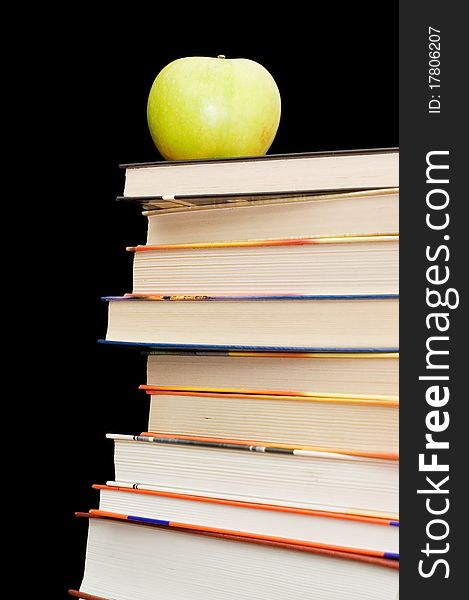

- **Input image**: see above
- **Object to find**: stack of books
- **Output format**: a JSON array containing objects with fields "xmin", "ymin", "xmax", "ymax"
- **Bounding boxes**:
[{"xmin": 71, "ymin": 149, "xmax": 399, "ymax": 600}]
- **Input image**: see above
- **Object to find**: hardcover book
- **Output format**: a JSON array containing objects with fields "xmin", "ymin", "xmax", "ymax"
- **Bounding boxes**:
[
  {"xmin": 142, "ymin": 188, "xmax": 399, "ymax": 244},
  {"xmin": 93, "ymin": 483, "xmax": 399, "ymax": 557},
  {"xmin": 128, "ymin": 236, "xmax": 399, "ymax": 296},
  {"xmin": 145, "ymin": 350, "xmax": 399, "ymax": 398},
  {"xmin": 71, "ymin": 514, "xmax": 399, "ymax": 600},
  {"xmin": 107, "ymin": 433, "xmax": 399, "ymax": 517},
  {"xmin": 102, "ymin": 294, "xmax": 399, "ymax": 351},
  {"xmin": 144, "ymin": 390, "xmax": 398, "ymax": 456},
  {"xmin": 122, "ymin": 148, "xmax": 398, "ymax": 199}
]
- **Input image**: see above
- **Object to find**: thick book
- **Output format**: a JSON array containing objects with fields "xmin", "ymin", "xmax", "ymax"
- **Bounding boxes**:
[
  {"xmin": 145, "ymin": 351, "xmax": 399, "ymax": 399},
  {"xmin": 94, "ymin": 483, "xmax": 399, "ymax": 557},
  {"xmin": 106, "ymin": 434, "xmax": 399, "ymax": 517},
  {"xmin": 71, "ymin": 514, "xmax": 399, "ymax": 600},
  {"xmin": 121, "ymin": 148, "xmax": 398, "ymax": 199},
  {"xmin": 102, "ymin": 294, "xmax": 399, "ymax": 351},
  {"xmin": 128, "ymin": 236, "xmax": 399, "ymax": 296},
  {"xmin": 144, "ymin": 390, "xmax": 398, "ymax": 457},
  {"xmin": 143, "ymin": 189, "xmax": 399, "ymax": 244}
]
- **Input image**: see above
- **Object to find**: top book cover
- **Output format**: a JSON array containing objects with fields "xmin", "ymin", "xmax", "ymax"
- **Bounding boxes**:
[{"xmin": 121, "ymin": 148, "xmax": 399, "ymax": 200}]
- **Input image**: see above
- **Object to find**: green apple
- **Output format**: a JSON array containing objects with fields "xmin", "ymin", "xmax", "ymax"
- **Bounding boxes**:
[{"xmin": 147, "ymin": 55, "xmax": 281, "ymax": 160}]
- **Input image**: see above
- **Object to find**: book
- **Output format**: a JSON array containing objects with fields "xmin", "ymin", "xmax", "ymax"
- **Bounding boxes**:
[
  {"xmin": 144, "ymin": 390, "xmax": 398, "ymax": 456},
  {"xmin": 71, "ymin": 514, "xmax": 399, "ymax": 600},
  {"xmin": 106, "ymin": 434, "xmax": 399, "ymax": 517},
  {"xmin": 73, "ymin": 145, "xmax": 400, "ymax": 597},
  {"xmin": 102, "ymin": 295, "xmax": 399, "ymax": 351},
  {"xmin": 144, "ymin": 390, "xmax": 399, "ymax": 458},
  {"xmin": 128, "ymin": 236, "xmax": 399, "ymax": 296},
  {"xmin": 145, "ymin": 351, "xmax": 399, "ymax": 399},
  {"xmin": 143, "ymin": 188, "xmax": 399, "ymax": 245},
  {"xmin": 121, "ymin": 148, "xmax": 398, "ymax": 199},
  {"xmin": 93, "ymin": 483, "xmax": 399, "ymax": 557}
]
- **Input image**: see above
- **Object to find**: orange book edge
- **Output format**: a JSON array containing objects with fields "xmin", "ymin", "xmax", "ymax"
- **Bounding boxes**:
[
  {"xmin": 140, "ymin": 385, "xmax": 399, "ymax": 406},
  {"xmin": 74, "ymin": 512, "xmax": 399, "ymax": 569},
  {"xmin": 139, "ymin": 430, "xmax": 399, "ymax": 461},
  {"xmin": 93, "ymin": 483, "xmax": 399, "ymax": 524},
  {"xmin": 89, "ymin": 508, "xmax": 392, "ymax": 558},
  {"xmin": 127, "ymin": 234, "xmax": 399, "ymax": 252}
]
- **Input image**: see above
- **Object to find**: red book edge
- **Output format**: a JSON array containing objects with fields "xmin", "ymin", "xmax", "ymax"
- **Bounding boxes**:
[{"xmin": 69, "ymin": 592, "xmax": 108, "ymax": 600}]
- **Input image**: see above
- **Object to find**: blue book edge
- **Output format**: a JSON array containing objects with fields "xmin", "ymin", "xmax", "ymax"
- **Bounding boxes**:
[
  {"xmin": 102, "ymin": 294, "xmax": 399, "ymax": 302},
  {"xmin": 98, "ymin": 339, "xmax": 399, "ymax": 353}
]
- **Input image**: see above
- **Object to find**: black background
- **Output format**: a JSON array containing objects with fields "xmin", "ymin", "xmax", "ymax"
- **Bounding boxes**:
[{"xmin": 37, "ymin": 12, "xmax": 398, "ymax": 597}]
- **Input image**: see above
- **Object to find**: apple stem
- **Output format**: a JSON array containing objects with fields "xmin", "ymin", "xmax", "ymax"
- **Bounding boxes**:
[{"xmin": 217, "ymin": 54, "xmax": 226, "ymax": 59}]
